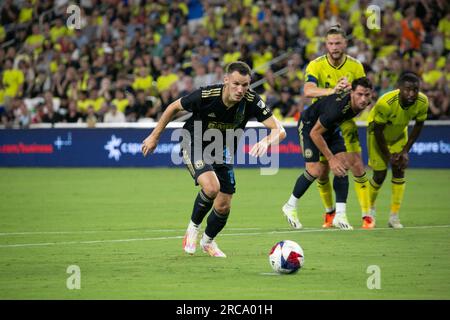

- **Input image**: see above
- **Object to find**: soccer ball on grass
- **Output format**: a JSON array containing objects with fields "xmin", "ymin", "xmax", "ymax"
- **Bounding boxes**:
[{"xmin": 269, "ymin": 240, "xmax": 304, "ymax": 274}]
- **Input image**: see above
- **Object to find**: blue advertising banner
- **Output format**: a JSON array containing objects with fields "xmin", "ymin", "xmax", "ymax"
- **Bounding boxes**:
[{"xmin": 0, "ymin": 124, "xmax": 449, "ymax": 168}]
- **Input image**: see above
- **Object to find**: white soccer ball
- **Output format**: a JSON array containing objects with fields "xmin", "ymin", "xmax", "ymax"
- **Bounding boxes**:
[{"xmin": 269, "ymin": 240, "xmax": 304, "ymax": 274}]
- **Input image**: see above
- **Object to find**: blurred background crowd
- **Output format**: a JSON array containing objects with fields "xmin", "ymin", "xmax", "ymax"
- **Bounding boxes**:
[{"xmin": 0, "ymin": 0, "xmax": 448, "ymax": 128}]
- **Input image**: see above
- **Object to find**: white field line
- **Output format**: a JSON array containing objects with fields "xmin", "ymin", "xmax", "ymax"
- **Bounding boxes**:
[
  {"xmin": 0, "ymin": 225, "xmax": 449, "ymax": 249},
  {"xmin": 0, "ymin": 227, "xmax": 263, "ymax": 236}
]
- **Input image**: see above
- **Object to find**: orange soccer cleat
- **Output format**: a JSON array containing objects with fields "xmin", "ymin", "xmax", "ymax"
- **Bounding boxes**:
[
  {"xmin": 362, "ymin": 215, "xmax": 376, "ymax": 229},
  {"xmin": 322, "ymin": 210, "xmax": 336, "ymax": 228}
]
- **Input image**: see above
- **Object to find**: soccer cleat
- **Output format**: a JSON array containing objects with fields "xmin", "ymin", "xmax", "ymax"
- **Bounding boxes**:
[
  {"xmin": 362, "ymin": 215, "xmax": 376, "ymax": 229},
  {"xmin": 388, "ymin": 215, "xmax": 404, "ymax": 229},
  {"xmin": 322, "ymin": 210, "xmax": 336, "ymax": 228},
  {"xmin": 282, "ymin": 203, "xmax": 303, "ymax": 229},
  {"xmin": 332, "ymin": 214, "xmax": 354, "ymax": 230},
  {"xmin": 200, "ymin": 238, "xmax": 227, "ymax": 258},
  {"xmin": 182, "ymin": 224, "xmax": 199, "ymax": 254}
]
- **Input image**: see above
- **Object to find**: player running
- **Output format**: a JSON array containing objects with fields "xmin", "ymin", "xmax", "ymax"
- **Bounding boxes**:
[
  {"xmin": 367, "ymin": 72, "xmax": 429, "ymax": 228},
  {"xmin": 142, "ymin": 61, "xmax": 286, "ymax": 257},
  {"xmin": 282, "ymin": 77, "xmax": 373, "ymax": 230}
]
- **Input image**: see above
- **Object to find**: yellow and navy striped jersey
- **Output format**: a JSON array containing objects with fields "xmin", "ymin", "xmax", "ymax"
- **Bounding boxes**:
[
  {"xmin": 305, "ymin": 54, "xmax": 365, "ymax": 102},
  {"xmin": 367, "ymin": 89, "xmax": 429, "ymax": 143}
]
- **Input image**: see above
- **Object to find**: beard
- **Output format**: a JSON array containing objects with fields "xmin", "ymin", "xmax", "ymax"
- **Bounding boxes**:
[{"xmin": 330, "ymin": 51, "xmax": 344, "ymax": 61}]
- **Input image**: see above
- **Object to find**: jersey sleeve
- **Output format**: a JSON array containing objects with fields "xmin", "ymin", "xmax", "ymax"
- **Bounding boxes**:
[
  {"xmin": 305, "ymin": 60, "xmax": 319, "ymax": 84},
  {"xmin": 252, "ymin": 95, "xmax": 273, "ymax": 122},
  {"xmin": 415, "ymin": 94, "xmax": 429, "ymax": 122},
  {"xmin": 372, "ymin": 100, "xmax": 390, "ymax": 124},
  {"xmin": 180, "ymin": 89, "xmax": 202, "ymax": 113}
]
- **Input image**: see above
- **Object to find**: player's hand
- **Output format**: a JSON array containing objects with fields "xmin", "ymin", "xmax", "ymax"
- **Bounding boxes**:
[
  {"xmin": 142, "ymin": 135, "xmax": 158, "ymax": 157},
  {"xmin": 391, "ymin": 152, "xmax": 409, "ymax": 170},
  {"xmin": 334, "ymin": 77, "xmax": 351, "ymax": 94},
  {"xmin": 328, "ymin": 156, "xmax": 347, "ymax": 177},
  {"xmin": 250, "ymin": 140, "xmax": 269, "ymax": 157}
]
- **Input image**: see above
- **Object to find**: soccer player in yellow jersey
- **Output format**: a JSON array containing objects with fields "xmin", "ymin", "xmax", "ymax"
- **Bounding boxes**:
[
  {"xmin": 367, "ymin": 72, "xmax": 428, "ymax": 228},
  {"xmin": 283, "ymin": 25, "xmax": 371, "ymax": 230}
]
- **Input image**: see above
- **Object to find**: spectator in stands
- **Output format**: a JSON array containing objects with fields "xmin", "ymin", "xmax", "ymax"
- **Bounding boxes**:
[
  {"xmin": 271, "ymin": 87, "xmax": 296, "ymax": 119},
  {"xmin": 0, "ymin": 0, "xmax": 446, "ymax": 127},
  {"xmin": 85, "ymin": 105, "xmax": 97, "ymax": 128},
  {"xmin": 64, "ymin": 100, "xmax": 83, "ymax": 123},
  {"xmin": 103, "ymin": 103, "xmax": 126, "ymax": 123},
  {"xmin": 42, "ymin": 100, "xmax": 62, "ymax": 124},
  {"xmin": 400, "ymin": 6, "xmax": 425, "ymax": 54},
  {"xmin": 1, "ymin": 0, "xmax": 19, "ymax": 25},
  {"xmin": 132, "ymin": 90, "xmax": 161, "ymax": 122}
]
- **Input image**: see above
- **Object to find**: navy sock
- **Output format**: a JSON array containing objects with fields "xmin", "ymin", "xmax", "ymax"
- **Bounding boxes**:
[
  {"xmin": 204, "ymin": 208, "xmax": 229, "ymax": 239},
  {"xmin": 191, "ymin": 189, "xmax": 214, "ymax": 225},
  {"xmin": 333, "ymin": 175, "xmax": 349, "ymax": 203},
  {"xmin": 292, "ymin": 171, "xmax": 316, "ymax": 198}
]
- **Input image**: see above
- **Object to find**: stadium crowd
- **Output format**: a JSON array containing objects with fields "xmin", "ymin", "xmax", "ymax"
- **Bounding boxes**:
[{"xmin": 0, "ymin": 0, "xmax": 448, "ymax": 128}]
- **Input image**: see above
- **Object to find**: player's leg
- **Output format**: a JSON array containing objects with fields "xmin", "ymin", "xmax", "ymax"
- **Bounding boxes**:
[
  {"xmin": 200, "ymin": 192, "xmax": 232, "ymax": 258},
  {"xmin": 367, "ymin": 132, "xmax": 389, "ymax": 227},
  {"xmin": 316, "ymin": 162, "xmax": 336, "ymax": 228},
  {"xmin": 387, "ymin": 135, "xmax": 408, "ymax": 228},
  {"xmin": 389, "ymin": 161, "xmax": 406, "ymax": 229},
  {"xmin": 282, "ymin": 121, "xmax": 323, "ymax": 229},
  {"xmin": 330, "ymin": 152, "xmax": 353, "ymax": 230},
  {"xmin": 340, "ymin": 119, "xmax": 371, "ymax": 227},
  {"xmin": 283, "ymin": 162, "xmax": 325, "ymax": 229},
  {"xmin": 181, "ymin": 148, "xmax": 219, "ymax": 254},
  {"xmin": 282, "ymin": 161, "xmax": 325, "ymax": 228},
  {"xmin": 349, "ymin": 152, "xmax": 370, "ymax": 216},
  {"xmin": 200, "ymin": 165, "xmax": 236, "ymax": 257},
  {"xmin": 327, "ymin": 128, "xmax": 353, "ymax": 230}
]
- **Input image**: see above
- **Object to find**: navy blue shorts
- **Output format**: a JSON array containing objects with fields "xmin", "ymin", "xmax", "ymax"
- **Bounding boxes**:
[
  {"xmin": 181, "ymin": 147, "xmax": 236, "ymax": 194},
  {"xmin": 298, "ymin": 119, "xmax": 346, "ymax": 162}
]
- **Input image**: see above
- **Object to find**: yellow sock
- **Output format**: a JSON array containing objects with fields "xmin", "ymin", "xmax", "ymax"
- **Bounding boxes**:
[
  {"xmin": 369, "ymin": 178, "xmax": 382, "ymax": 209},
  {"xmin": 354, "ymin": 173, "xmax": 370, "ymax": 216},
  {"xmin": 391, "ymin": 178, "xmax": 406, "ymax": 214},
  {"xmin": 317, "ymin": 178, "xmax": 334, "ymax": 212}
]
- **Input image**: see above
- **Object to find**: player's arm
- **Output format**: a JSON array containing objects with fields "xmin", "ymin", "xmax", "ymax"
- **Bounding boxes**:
[
  {"xmin": 310, "ymin": 119, "xmax": 347, "ymax": 177},
  {"xmin": 402, "ymin": 121, "xmax": 424, "ymax": 154},
  {"xmin": 141, "ymin": 98, "xmax": 184, "ymax": 156},
  {"xmin": 304, "ymin": 79, "xmax": 350, "ymax": 98},
  {"xmin": 304, "ymin": 81, "xmax": 335, "ymax": 98},
  {"xmin": 303, "ymin": 62, "xmax": 335, "ymax": 98},
  {"xmin": 249, "ymin": 116, "xmax": 286, "ymax": 157},
  {"xmin": 393, "ymin": 120, "xmax": 425, "ymax": 169}
]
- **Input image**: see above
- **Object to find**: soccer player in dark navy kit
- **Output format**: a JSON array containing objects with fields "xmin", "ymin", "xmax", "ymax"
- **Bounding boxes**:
[
  {"xmin": 142, "ymin": 62, "xmax": 286, "ymax": 257},
  {"xmin": 282, "ymin": 77, "xmax": 372, "ymax": 230}
]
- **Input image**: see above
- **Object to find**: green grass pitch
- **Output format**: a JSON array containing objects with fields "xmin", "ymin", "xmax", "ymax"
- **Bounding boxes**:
[{"xmin": 0, "ymin": 168, "xmax": 449, "ymax": 299}]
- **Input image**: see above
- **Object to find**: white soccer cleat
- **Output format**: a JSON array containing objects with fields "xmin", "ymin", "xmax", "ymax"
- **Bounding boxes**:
[
  {"xmin": 332, "ymin": 214, "xmax": 354, "ymax": 230},
  {"xmin": 388, "ymin": 215, "xmax": 404, "ymax": 229},
  {"xmin": 282, "ymin": 203, "xmax": 303, "ymax": 229},
  {"xmin": 200, "ymin": 238, "xmax": 227, "ymax": 258},
  {"xmin": 182, "ymin": 224, "xmax": 199, "ymax": 254}
]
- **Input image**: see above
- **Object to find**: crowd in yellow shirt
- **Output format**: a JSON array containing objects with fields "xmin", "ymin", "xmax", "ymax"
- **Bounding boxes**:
[{"xmin": 0, "ymin": 0, "xmax": 448, "ymax": 127}]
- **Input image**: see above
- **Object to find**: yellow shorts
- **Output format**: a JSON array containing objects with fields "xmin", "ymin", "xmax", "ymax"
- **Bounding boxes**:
[
  {"xmin": 340, "ymin": 119, "xmax": 362, "ymax": 153},
  {"xmin": 367, "ymin": 132, "xmax": 407, "ymax": 171},
  {"xmin": 318, "ymin": 119, "xmax": 361, "ymax": 162}
]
